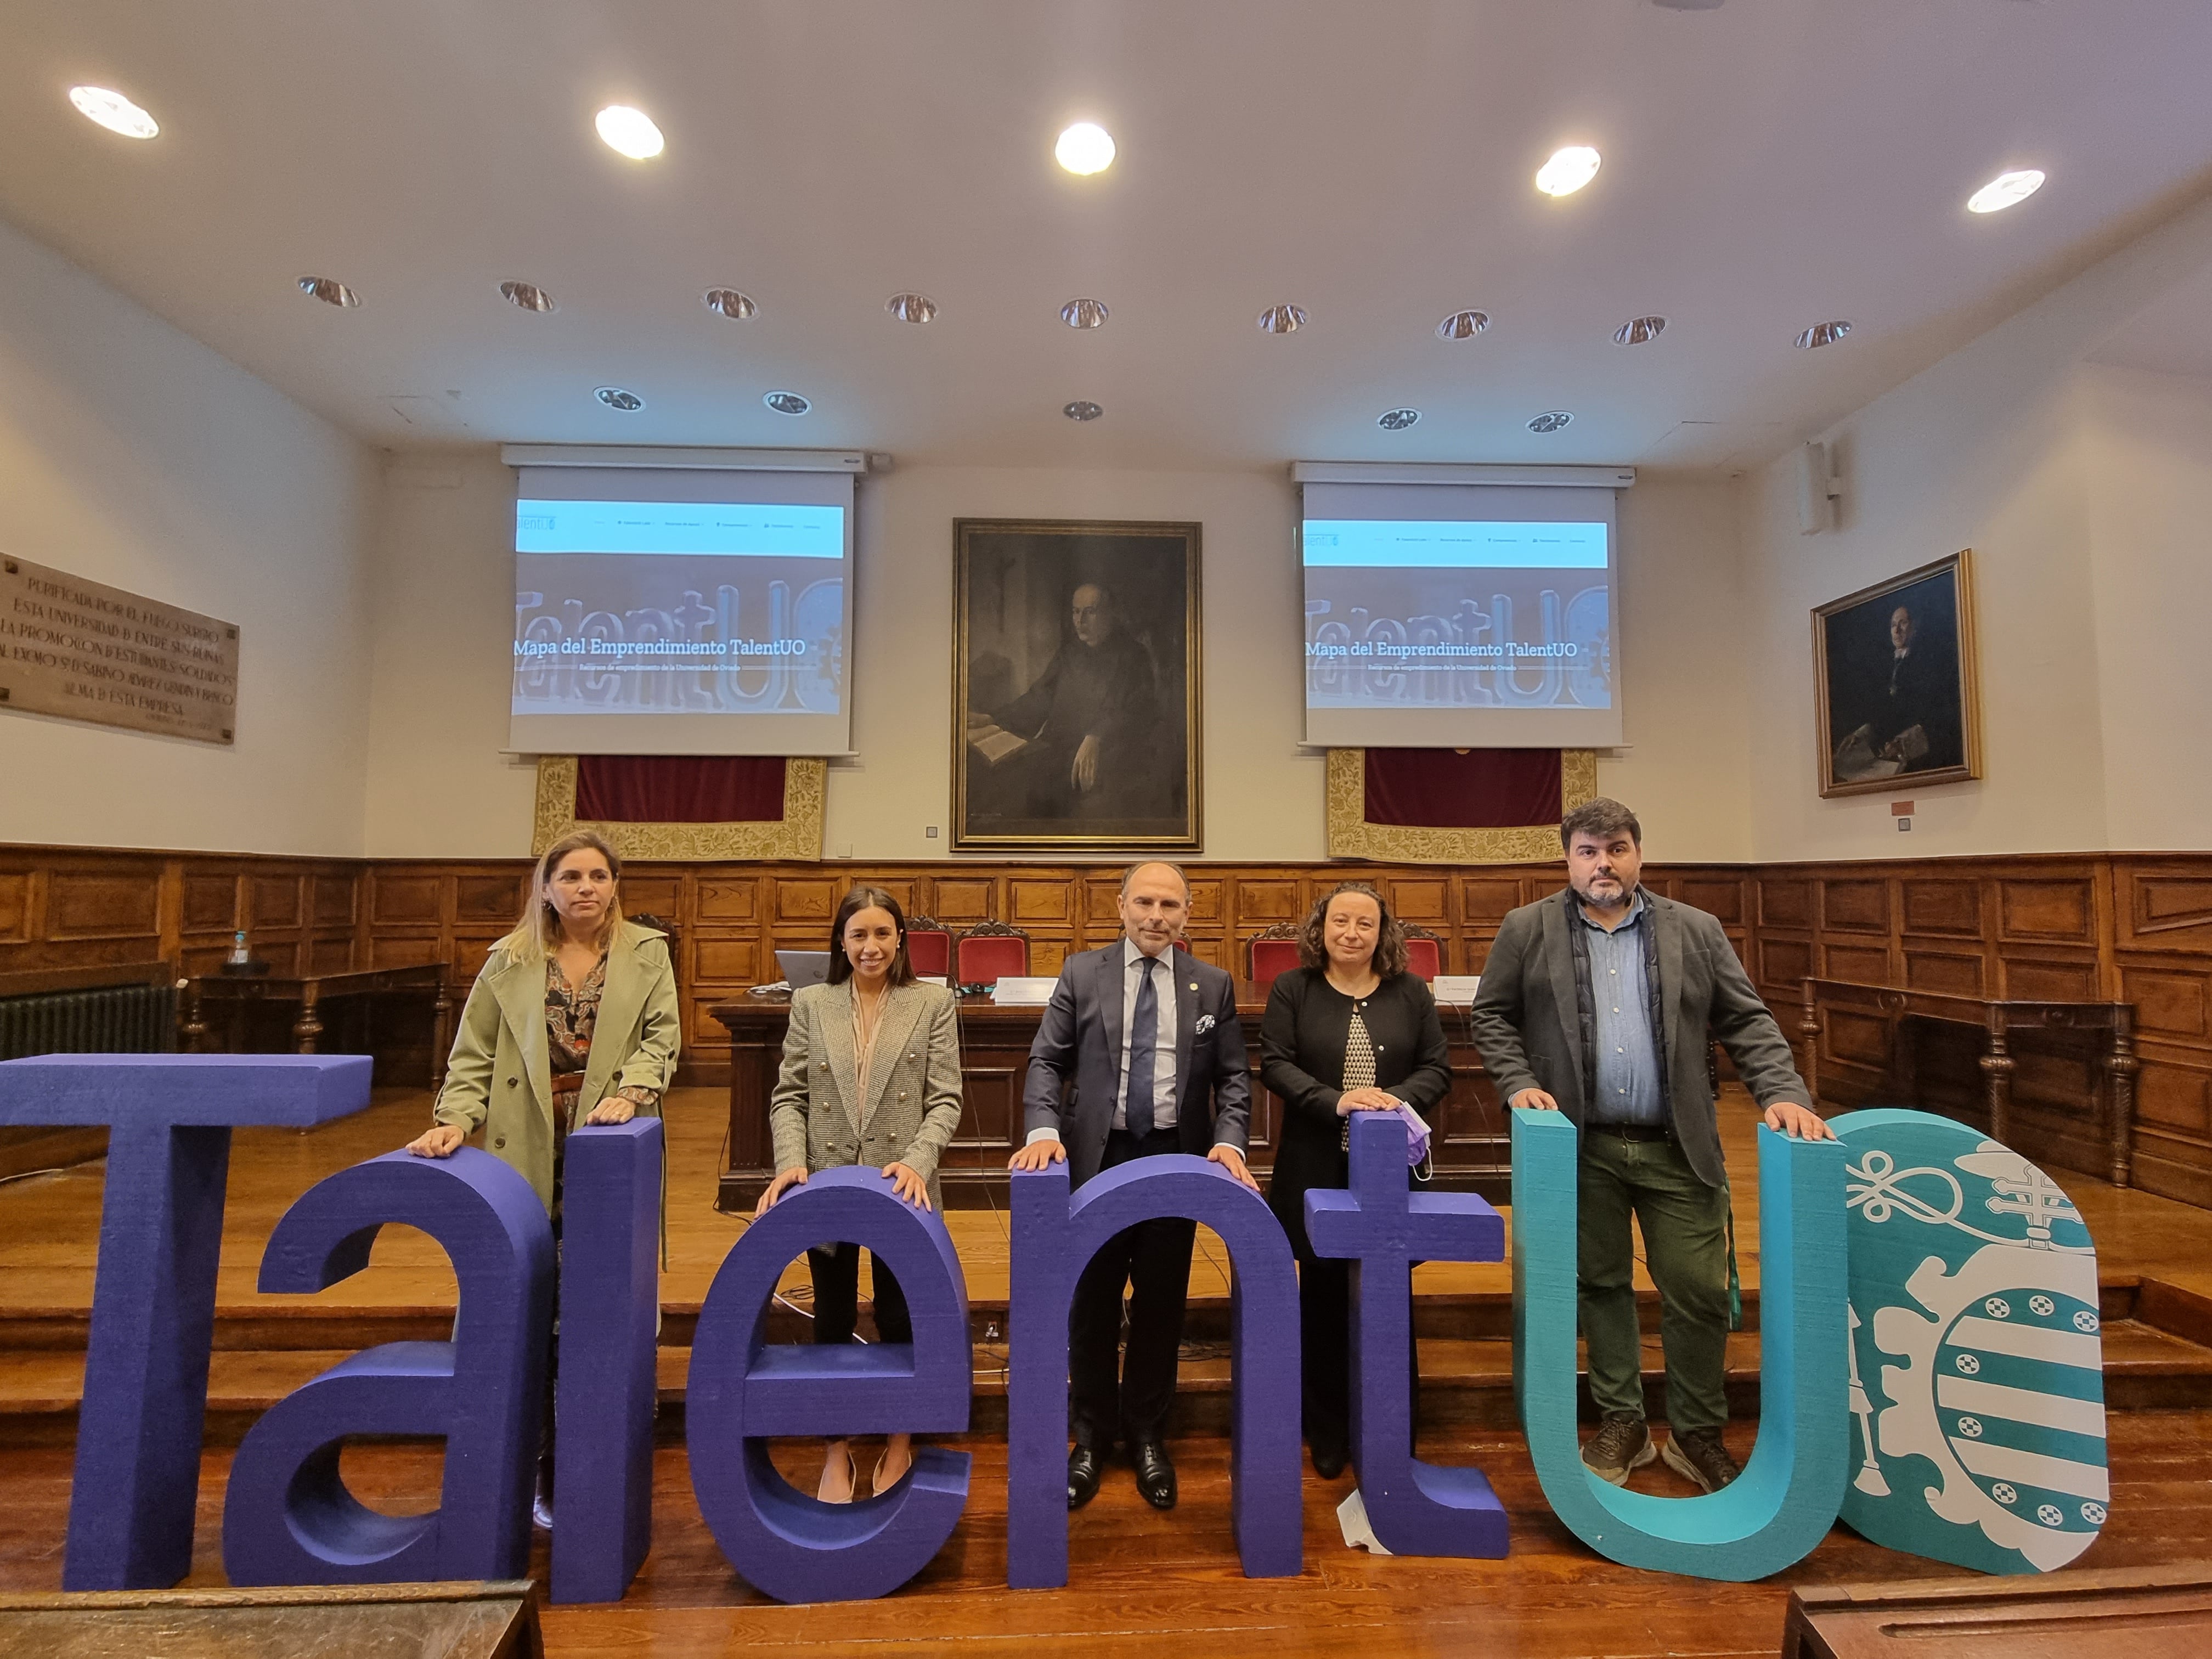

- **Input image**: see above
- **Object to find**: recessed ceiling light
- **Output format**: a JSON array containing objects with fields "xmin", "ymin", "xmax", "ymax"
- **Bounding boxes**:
[
  {"xmin": 1061, "ymin": 298, "xmax": 1110, "ymax": 329},
  {"xmin": 886, "ymin": 292, "xmax": 937, "ymax": 324},
  {"xmin": 1378, "ymin": 408, "xmax": 1421, "ymax": 431},
  {"xmin": 595, "ymin": 104, "xmax": 665, "ymax": 160},
  {"xmin": 764, "ymin": 391, "xmax": 811, "ymax": 416},
  {"xmin": 1967, "ymin": 168, "xmax": 2045, "ymax": 214},
  {"xmin": 297, "ymin": 276, "xmax": 359, "ymax": 308},
  {"xmin": 1613, "ymin": 314, "xmax": 1667, "ymax": 345},
  {"xmin": 1055, "ymin": 122, "xmax": 1115, "ymax": 176},
  {"xmin": 1064, "ymin": 401, "xmax": 1103, "ymax": 422},
  {"xmin": 68, "ymin": 86, "xmax": 158, "ymax": 140},
  {"xmin": 1437, "ymin": 309, "xmax": 1491, "ymax": 341},
  {"xmin": 1535, "ymin": 145, "xmax": 1601, "ymax": 197},
  {"xmin": 595, "ymin": 386, "xmax": 644, "ymax": 411},
  {"xmin": 1527, "ymin": 410, "xmax": 1574, "ymax": 434},
  {"xmin": 704, "ymin": 287, "xmax": 758, "ymax": 320},
  {"xmin": 1795, "ymin": 320, "xmax": 1853, "ymax": 349},
  {"xmin": 499, "ymin": 280, "xmax": 557, "ymax": 313},
  {"xmin": 1257, "ymin": 303, "xmax": 1307, "ymax": 335}
]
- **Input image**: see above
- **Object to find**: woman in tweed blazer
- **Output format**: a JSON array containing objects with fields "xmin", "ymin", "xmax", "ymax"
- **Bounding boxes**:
[{"xmin": 759, "ymin": 885, "xmax": 963, "ymax": 1503}]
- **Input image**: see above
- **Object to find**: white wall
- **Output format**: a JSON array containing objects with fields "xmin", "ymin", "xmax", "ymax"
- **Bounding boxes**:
[
  {"xmin": 0, "ymin": 217, "xmax": 377, "ymax": 855},
  {"xmin": 2077, "ymin": 362, "xmax": 2212, "ymax": 848},
  {"xmin": 359, "ymin": 455, "xmax": 1754, "ymax": 863},
  {"xmin": 1739, "ymin": 193, "xmax": 2212, "ymax": 862}
]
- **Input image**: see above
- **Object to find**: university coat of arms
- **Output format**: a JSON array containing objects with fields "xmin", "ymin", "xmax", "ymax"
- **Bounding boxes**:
[{"xmin": 1832, "ymin": 1109, "xmax": 2107, "ymax": 1574}]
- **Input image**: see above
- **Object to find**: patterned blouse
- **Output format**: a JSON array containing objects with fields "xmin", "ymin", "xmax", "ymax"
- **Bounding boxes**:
[
  {"xmin": 545, "ymin": 955, "xmax": 661, "ymax": 1127},
  {"xmin": 1339, "ymin": 1007, "xmax": 1378, "ymax": 1151}
]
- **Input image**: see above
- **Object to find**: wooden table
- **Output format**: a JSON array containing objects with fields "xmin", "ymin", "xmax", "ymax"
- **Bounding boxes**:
[
  {"xmin": 183, "ymin": 963, "xmax": 454, "ymax": 1090},
  {"xmin": 709, "ymin": 983, "xmax": 1512, "ymax": 1212},
  {"xmin": 1782, "ymin": 1561, "xmax": 2212, "ymax": 1657},
  {"xmin": 1799, "ymin": 977, "xmax": 2138, "ymax": 1186},
  {"xmin": 0, "ymin": 1578, "xmax": 541, "ymax": 1658}
]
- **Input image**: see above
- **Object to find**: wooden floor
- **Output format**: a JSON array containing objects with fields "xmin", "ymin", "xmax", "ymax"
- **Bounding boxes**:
[
  {"xmin": 5, "ymin": 1082, "xmax": 2209, "ymax": 1319},
  {"xmin": 4, "ymin": 1086, "xmax": 2212, "ymax": 1654},
  {"xmin": 0, "ymin": 1415, "xmax": 2208, "ymax": 1657}
]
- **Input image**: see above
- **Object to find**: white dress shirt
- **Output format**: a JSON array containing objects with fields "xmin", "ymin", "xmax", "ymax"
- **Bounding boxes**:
[{"xmin": 1114, "ymin": 938, "xmax": 1178, "ymax": 1131}]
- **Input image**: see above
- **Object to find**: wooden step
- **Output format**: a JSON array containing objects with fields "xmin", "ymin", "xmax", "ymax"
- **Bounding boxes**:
[{"xmin": 5, "ymin": 1295, "xmax": 2207, "ymax": 1446}]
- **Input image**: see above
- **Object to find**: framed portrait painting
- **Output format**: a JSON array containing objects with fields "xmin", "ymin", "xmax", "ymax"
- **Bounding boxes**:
[
  {"xmin": 952, "ymin": 518, "xmax": 1202, "ymax": 852},
  {"xmin": 1812, "ymin": 550, "xmax": 1982, "ymax": 798}
]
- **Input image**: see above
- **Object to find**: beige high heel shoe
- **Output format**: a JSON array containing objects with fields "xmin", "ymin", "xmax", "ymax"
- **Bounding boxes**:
[
  {"xmin": 817, "ymin": 1440, "xmax": 856, "ymax": 1504},
  {"xmin": 871, "ymin": 1433, "xmax": 914, "ymax": 1495}
]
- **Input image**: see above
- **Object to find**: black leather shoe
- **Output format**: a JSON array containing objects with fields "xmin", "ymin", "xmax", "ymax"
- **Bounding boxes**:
[
  {"xmin": 1310, "ymin": 1441, "xmax": 1350, "ymax": 1480},
  {"xmin": 1131, "ymin": 1438, "xmax": 1177, "ymax": 1510},
  {"xmin": 1067, "ymin": 1444, "xmax": 1104, "ymax": 1510}
]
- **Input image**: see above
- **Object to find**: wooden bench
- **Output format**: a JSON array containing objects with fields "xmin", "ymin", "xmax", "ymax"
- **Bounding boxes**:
[{"xmin": 1783, "ymin": 1561, "xmax": 2212, "ymax": 1657}]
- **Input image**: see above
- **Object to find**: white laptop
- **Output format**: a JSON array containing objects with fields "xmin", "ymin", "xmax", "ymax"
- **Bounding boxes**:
[{"xmin": 774, "ymin": 949, "xmax": 833, "ymax": 990}]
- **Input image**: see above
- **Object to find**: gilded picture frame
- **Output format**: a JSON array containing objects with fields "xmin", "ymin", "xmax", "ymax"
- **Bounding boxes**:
[
  {"xmin": 532, "ymin": 755, "xmax": 826, "ymax": 859},
  {"xmin": 952, "ymin": 518, "xmax": 1202, "ymax": 853},
  {"xmin": 1812, "ymin": 550, "xmax": 1983, "ymax": 799}
]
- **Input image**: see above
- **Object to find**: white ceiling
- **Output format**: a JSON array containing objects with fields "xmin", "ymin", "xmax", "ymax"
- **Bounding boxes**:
[{"xmin": 3, "ymin": 0, "xmax": 2210, "ymax": 472}]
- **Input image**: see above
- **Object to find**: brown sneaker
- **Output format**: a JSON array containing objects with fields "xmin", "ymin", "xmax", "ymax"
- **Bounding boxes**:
[
  {"xmin": 1662, "ymin": 1428, "xmax": 1741, "ymax": 1492},
  {"xmin": 1581, "ymin": 1413, "xmax": 1656, "ymax": 1485}
]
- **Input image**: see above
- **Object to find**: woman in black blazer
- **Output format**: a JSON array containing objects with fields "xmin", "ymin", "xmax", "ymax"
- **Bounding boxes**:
[{"xmin": 1261, "ymin": 881, "xmax": 1452, "ymax": 1477}]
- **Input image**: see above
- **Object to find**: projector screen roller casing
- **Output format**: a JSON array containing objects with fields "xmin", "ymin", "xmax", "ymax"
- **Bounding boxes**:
[
  {"xmin": 1301, "ymin": 482, "xmax": 1622, "ymax": 748},
  {"xmin": 509, "ymin": 466, "xmax": 855, "ymax": 756}
]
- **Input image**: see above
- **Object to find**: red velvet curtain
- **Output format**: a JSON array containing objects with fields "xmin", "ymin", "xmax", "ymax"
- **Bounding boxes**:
[
  {"xmin": 1362, "ymin": 748, "xmax": 1562, "ymax": 829},
  {"xmin": 574, "ymin": 757, "xmax": 787, "ymax": 823}
]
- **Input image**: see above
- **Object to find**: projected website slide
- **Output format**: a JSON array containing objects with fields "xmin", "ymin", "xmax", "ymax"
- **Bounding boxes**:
[
  {"xmin": 1303, "ymin": 519, "xmax": 1611, "ymax": 710},
  {"xmin": 511, "ymin": 499, "xmax": 846, "ymax": 719}
]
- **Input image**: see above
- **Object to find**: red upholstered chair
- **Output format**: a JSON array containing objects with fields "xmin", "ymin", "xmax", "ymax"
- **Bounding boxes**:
[
  {"xmin": 1402, "ymin": 926, "xmax": 1443, "ymax": 983},
  {"xmin": 1246, "ymin": 922, "xmax": 1304, "ymax": 990},
  {"xmin": 904, "ymin": 915, "xmax": 952, "ymax": 980},
  {"xmin": 955, "ymin": 921, "xmax": 1031, "ymax": 986}
]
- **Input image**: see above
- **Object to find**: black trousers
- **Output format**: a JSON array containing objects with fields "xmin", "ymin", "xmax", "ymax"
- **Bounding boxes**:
[
  {"xmin": 808, "ymin": 1242, "xmax": 912, "ymax": 1346},
  {"xmin": 1070, "ymin": 1126, "xmax": 1196, "ymax": 1447}
]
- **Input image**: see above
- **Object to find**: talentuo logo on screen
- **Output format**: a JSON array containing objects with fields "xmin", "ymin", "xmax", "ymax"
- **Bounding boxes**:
[
  {"xmin": 1302, "ymin": 518, "xmax": 1612, "ymax": 711},
  {"xmin": 512, "ymin": 499, "xmax": 844, "ymax": 716}
]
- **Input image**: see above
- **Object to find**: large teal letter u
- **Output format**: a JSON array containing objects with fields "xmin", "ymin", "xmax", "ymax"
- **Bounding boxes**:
[{"xmin": 1511, "ymin": 1108, "xmax": 1850, "ymax": 1579}]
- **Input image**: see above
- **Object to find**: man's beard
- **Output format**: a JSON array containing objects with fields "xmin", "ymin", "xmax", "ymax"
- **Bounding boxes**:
[{"xmin": 1575, "ymin": 874, "xmax": 1634, "ymax": 911}]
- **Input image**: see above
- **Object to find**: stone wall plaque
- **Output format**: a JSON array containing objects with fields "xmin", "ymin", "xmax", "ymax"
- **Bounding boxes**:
[{"xmin": 0, "ymin": 556, "xmax": 239, "ymax": 744}]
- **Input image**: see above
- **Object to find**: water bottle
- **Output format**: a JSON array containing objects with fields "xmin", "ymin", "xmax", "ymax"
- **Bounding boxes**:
[{"xmin": 227, "ymin": 930, "xmax": 251, "ymax": 967}]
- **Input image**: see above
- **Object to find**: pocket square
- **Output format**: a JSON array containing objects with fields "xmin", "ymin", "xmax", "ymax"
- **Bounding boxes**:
[{"xmin": 1194, "ymin": 1013, "xmax": 1216, "ymax": 1036}]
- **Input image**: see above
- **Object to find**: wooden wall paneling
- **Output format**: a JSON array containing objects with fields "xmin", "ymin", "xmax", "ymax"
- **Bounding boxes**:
[
  {"xmin": 46, "ymin": 866, "xmax": 161, "ymax": 943},
  {"xmin": 1901, "ymin": 877, "xmax": 1983, "ymax": 937},
  {"xmin": 1903, "ymin": 947, "xmax": 1986, "ymax": 996},
  {"xmin": 1997, "ymin": 877, "xmax": 2100, "ymax": 946},
  {"xmin": 180, "ymin": 872, "xmax": 239, "ymax": 935},
  {"xmin": 1819, "ymin": 876, "xmax": 1893, "ymax": 939},
  {"xmin": 0, "ymin": 871, "xmax": 29, "ymax": 944},
  {"xmin": 8, "ymin": 843, "xmax": 2212, "ymax": 1207}
]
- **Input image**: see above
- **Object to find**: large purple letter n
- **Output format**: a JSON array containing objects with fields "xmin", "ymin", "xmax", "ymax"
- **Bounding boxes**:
[
  {"xmin": 0, "ymin": 1053, "xmax": 373, "ymax": 1590},
  {"xmin": 1008, "ymin": 1154, "xmax": 1302, "ymax": 1589}
]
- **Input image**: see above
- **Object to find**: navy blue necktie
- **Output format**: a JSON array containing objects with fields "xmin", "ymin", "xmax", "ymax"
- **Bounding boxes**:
[{"xmin": 1126, "ymin": 954, "xmax": 1160, "ymax": 1130}]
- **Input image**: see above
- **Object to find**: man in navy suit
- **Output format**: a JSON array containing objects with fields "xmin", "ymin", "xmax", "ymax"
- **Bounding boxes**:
[{"xmin": 1011, "ymin": 860, "xmax": 1254, "ymax": 1511}]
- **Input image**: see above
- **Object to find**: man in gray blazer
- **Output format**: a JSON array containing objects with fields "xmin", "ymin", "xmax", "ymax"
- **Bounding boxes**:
[
  {"xmin": 1011, "ymin": 861, "xmax": 1255, "ymax": 1512},
  {"xmin": 1470, "ymin": 798, "xmax": 1831, "ymax": 1495}
]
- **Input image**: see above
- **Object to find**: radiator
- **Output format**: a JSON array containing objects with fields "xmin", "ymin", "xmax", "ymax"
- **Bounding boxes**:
[{"xmin": 0, "ymin": 981, "xmax": 179, "ymax": 1062}]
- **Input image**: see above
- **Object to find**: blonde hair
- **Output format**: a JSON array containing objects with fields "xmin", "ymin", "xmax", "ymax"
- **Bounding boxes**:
[{"xmin": 495, "ymin": 831, "xmax": 625, "ymax": 963}]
